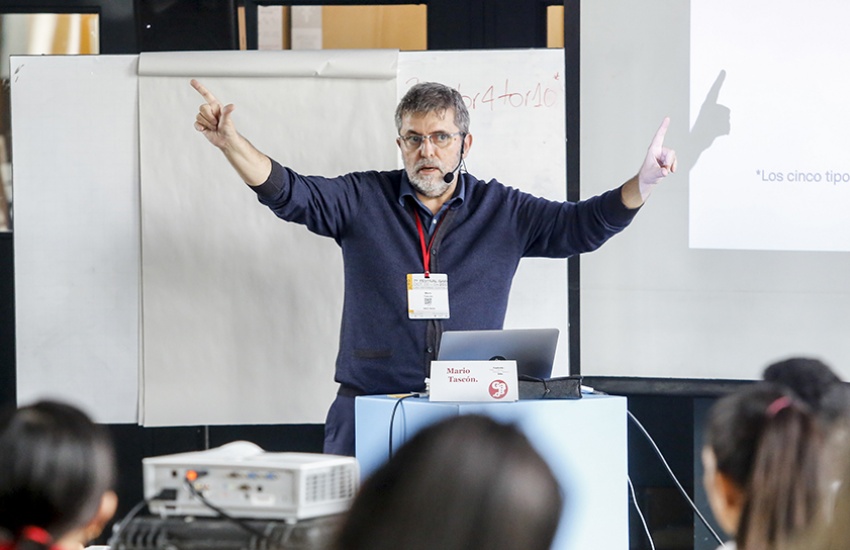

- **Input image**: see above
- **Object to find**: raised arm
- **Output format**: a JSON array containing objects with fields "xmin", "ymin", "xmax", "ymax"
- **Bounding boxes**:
[
  {"xmin": 191, "ymin": 79, "xmax": 272, "ymax": 187},
  {"xmin": 620, "ymin": 117, "xmax": 678, "ymax": 209}
]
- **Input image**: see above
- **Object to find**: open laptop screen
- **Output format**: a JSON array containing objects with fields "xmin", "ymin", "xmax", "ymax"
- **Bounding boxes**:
[{"xmin": 436, "ymin": 328, "xmax": 559, "ymax": 380}]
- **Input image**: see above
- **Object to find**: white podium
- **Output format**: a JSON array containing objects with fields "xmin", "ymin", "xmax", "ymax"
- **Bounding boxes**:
[{"xmin": 355, "ymin": 394, "xmax": 629, "ymax": 550}]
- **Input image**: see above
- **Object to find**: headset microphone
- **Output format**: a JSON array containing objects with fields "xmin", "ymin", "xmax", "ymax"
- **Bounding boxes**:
[{"xmin": 442, "ymin": 141, "xmax": 466, "ymax": 184}]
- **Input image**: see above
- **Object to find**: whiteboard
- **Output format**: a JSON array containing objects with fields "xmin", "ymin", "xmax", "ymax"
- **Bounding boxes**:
[
  {"xmin": 579, "ymin": 0, "xmax": 850, "ymax": 381},
  {"xmin": 11, "ymin": 55, "xmax": 140, "ymax": 423},
  {"xmin": 137, "ymin": 50, "xmax": 398, "ymax": 425},
  {"xmin": 13, "ymin": 49, "xmax": 568, "ymax": 425}
]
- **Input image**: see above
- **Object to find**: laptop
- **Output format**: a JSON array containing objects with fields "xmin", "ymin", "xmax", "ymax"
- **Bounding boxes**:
[{"xmin": 437, "ymin": 328, "xmax": 559, "ymax": 380}]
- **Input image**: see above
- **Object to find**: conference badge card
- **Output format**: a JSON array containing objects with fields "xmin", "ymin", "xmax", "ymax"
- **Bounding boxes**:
[{"xmin": 407, "ymin": 273, "xmax": 449, "ymax": 319}]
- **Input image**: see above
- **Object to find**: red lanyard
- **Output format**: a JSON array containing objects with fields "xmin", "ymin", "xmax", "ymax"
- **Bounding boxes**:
[{"xmin": 414, "ymin": 213, "xmax": 444, "ymax": 277}]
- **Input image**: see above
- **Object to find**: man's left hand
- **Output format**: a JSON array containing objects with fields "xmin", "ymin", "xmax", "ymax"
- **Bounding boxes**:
[{"xmin": 638, "ymin": 117, "xmax": 678, "ymax": 201}]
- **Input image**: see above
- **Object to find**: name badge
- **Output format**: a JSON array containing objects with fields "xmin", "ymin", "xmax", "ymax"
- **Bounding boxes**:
[
  {"xmin": 407, "ymin": 273, "xmax": 450, "ymax": 319},
  {"xmin": 429, "ymin": 360, "xmax": 518, "ymax": 402}
]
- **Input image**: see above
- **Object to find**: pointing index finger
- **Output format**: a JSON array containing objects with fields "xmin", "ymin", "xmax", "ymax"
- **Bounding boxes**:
[
  {"xmin": 191, "ymin": 79, "xmax": 219, "ymax": 105},
  {"xmin": 650, "ymin": 116, "xmax": 670, "ymax": 150}
]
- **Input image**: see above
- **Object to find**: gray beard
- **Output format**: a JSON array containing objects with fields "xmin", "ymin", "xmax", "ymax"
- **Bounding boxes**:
[
  {"xmin": 407, "ymin": 158, "xmax": 452, "ymax": 198},
  {"xmin": 408, "ymin": 173, "xmax": 451, "ymax": 198}
]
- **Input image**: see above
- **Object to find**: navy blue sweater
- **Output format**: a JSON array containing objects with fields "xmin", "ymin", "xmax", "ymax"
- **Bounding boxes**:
[{"xmin": 254, "ymin": 160, "xmax": 637, "ymax": 395}]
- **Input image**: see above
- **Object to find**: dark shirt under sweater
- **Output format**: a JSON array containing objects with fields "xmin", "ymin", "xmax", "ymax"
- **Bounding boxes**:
[{"xmin": 253, "ymin": 159, "xmax": 638, "ymax": 395}]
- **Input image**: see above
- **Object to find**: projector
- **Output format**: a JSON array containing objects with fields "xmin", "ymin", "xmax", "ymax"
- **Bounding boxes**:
[{"xmin": 143, "ymin": 441, "xmax": 359, "ymax": 521}]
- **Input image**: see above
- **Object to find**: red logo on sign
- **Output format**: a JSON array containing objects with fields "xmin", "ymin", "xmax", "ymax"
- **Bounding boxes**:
[{"xmin": 489, "ymin": 380, "xmax": 509, "ymax": 399}]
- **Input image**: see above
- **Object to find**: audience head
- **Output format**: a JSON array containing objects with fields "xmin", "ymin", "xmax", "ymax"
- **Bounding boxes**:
[
  {"xmin": 0, "ymin": 400, "xmax": 118, "ymax": 550},
  {"xmin": 331, "ymin": 414, "xmax": 563, "ymax": 550},
  {"xmin": 395, "ymin": 82, "xmax": 470, "ymax": 135},
  {"xmin": 702, "ymin": 382, "xmax": 824, "ymax": 550},
  {"xmin": 763, "ymin": 357, "xmax": 847, "ymax": 422}
]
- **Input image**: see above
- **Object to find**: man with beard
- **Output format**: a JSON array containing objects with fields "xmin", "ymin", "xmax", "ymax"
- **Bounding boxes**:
[{"xmin": 191, "ymin": 80, "xmax": 677, "ymax": 456}]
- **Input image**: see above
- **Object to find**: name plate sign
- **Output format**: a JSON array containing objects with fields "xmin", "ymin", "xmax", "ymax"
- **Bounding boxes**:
[{"xmin": 429, "ymin": 360, "xmax": 519, "ymax": 402}]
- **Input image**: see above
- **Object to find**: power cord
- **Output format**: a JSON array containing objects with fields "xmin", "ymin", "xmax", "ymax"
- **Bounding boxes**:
[
  {"xmin": 388, "ymin": 394, "xmax": 420, "ymax": 460},
  {"xmin": 628, "ymin": 475, "xmax": 655, "ymax": 550},
  {"xmin": 627, "ymin": 410, "xmax": 724, "ymax": 545},
  {"xmin": 107, "ymin": 489, "xmax": 172, "ymax": 548},
  {"xmin": 583, "ymin": 384, "xmax": 724, "ymax": 546},
  {"xmin": 183, "ymin": 472, "xmax": 271, "ymax": 541},
  {"xmin": 110, "ymin": 477, "xmax": 286, "ymax": 549}
]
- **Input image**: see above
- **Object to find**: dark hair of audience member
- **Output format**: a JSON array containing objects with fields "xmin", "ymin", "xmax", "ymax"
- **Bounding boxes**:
[
  {"xmin": 331, "ymin": 414, "xmax": 564, "ymax": 550},
  {"xmin": 0, "ymin": 400, "xmax": 117, "ymax": 550},
  {"xmin": 705, "ymin": 382, "xmax": 824, "ymax": 550},
  {"xmin": 763, "ymin": 357, "xmax": 845, "ymax": 420},
  {"xmin": 763, "ymin": 357, "xmax": 850, "ymax": 490},
  {"xmin": 789, "ymin": 442, "xmax": 850, "ymax": 550}
]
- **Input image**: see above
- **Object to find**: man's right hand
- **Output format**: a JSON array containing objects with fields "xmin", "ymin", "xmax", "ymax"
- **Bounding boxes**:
[
  {"xmin": 189, "ymin": 79, "xmax": 272, "ymax": 186},
  {"xmin": 191, "ymin": 79, "xmax": 237, "ymax": 150}
]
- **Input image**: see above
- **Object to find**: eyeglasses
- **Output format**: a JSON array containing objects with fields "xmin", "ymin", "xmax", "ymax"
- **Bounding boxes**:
[{"xmin": 398, "ymin": 132, "xmax": 463, "ymax": 151}]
